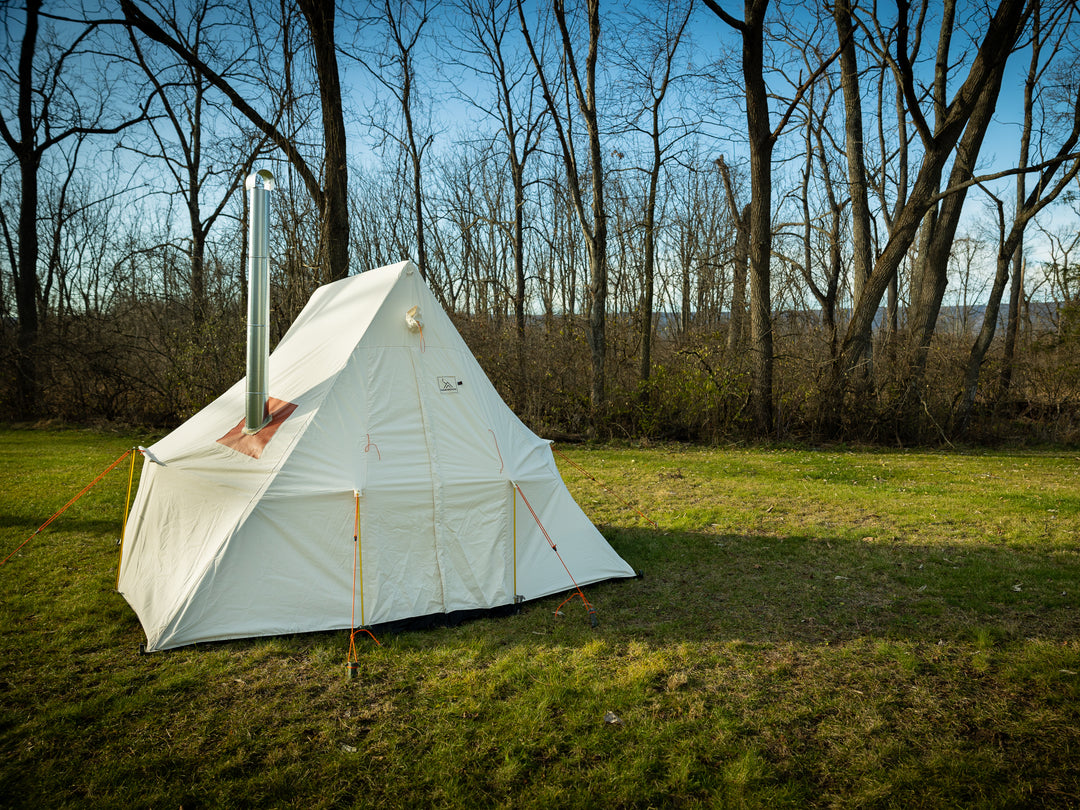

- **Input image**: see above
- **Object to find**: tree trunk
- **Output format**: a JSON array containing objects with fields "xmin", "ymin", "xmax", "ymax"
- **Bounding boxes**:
[
  {"xmin": 409, "ymin": 131, "xmax": 427, "ymax": 280},
  {"xmin": 955, "ymin": 243, "xmax": 1013, "ymax": 433},
  {"xmin": 512, "ymin": 160, "xmax": 526, "ymax": 341},
  {"xmin": 726, "ymin": 204, "xmax": 749, "ymax": 356},
  {"xmin": 12, "ymin": 0, "xmax": 43, "ymax": 418},
  {"xmin": 583, "ymin": 0, "xmax": 607, "ymax": 419},
  {"xmin": 834, "ymin": 0, "xmax": 873, "ymax": 377},
  {"xmin": 899, "ymin": 66, "xmax": 1005, "ymax": 436},
  {"xmin": 298, "ymin": 0, "xmax": 350, "ymax": 282},
  {"xmin": 640, "ymin": 105, "xmax": 661, "ymax": 383},
  {"xmin": 959, "ymin": 79, "xmax": 1080, "ymax": 433},
  {"xmin": 997, "ymin": 4, "xmax": 1041, "ymax": 406},
  {"xmin": 518, "ymin": 0, "xmax": 608, "ymax": 420},
  {"xmin": 743, "ymin": 1, "xmax": 774, "ymax": 434},
  {"xmin": 997, "ymin": 247, "xmax": 1023, "ymax": 400},
  {"xmin": 640, "ymin": 193, "xmax": 655, "ymax": 382},
  {"xmin": 831, "ymin": 0, "xmax": 1028, "ymax": 415},
  {"xmin": 15, "ymin": 152, "xmax": 40, "ymax": 419},
  {"xmin": 704, "ymin": 0, "xmax": 777, "ymax": 434},
  {"xmin": 585, "ymin": 114, "xmax": 608, "ymax": 417},
  {"xmin": 189, "ymin": 223, "xmax": 207, "ymax": 322},
  {"xmin": 717, "ymin": 157, "xmax": 748, "ymax": 357}
]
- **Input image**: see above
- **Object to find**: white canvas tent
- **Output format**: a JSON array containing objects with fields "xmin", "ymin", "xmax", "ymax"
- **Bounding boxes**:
[{"xmin": 118, "ymin": 260, "xmax": 635, "ymax": 652}]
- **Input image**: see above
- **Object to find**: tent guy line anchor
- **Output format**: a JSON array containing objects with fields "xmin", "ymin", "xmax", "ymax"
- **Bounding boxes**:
[
  {"xmin": 138, "ymin": 445, "xmax": 165, "ymax": 466},
  {"xmin": 348, "ymin": 490, "xmax": 381, "ymax": 679},
  {"xmin": 514, "ymin": 482, "xmax": 598, "ymax": 628}
]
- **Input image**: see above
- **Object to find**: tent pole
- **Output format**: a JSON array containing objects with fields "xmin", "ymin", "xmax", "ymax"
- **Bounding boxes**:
[
  {"xmin": 512, "ymin": 484, "xmax": 518, "ymax": 601},
  {"xmin": 356, "ymin": 491, "xmax": 366, "ymax": 628},
  {"xmin": 115, "ymin": 447, "xmax": 137, "ymax": 590}
]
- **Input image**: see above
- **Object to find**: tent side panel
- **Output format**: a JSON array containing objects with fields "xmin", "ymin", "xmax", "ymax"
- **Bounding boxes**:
[
  {"xmin": 429, "ymin": 481, "xmax": 515, "ymax": 613},
  {"xmin": 118, "ymin": 463, "xmax": 259, "ymax": 650},
  {"xmin": 148, "ymin": 491, "xmax": 356, "ymax": 649}
]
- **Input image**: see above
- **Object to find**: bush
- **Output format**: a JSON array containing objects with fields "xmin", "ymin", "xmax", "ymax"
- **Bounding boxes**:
[{"xmin": 4, "ymin": 299, "xmax": 1079, "ymax": 445}]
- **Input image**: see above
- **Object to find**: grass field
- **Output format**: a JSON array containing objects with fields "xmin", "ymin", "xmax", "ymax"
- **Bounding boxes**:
[{"xmin": 1, "ymin": 427, "xmax": 1078, "ymax": 808}]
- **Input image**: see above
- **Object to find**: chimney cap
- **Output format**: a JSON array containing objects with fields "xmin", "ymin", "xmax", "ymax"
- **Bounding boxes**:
[{"xmin": 246, "ymin": 169, "xmax": 275, "ymax": 191}]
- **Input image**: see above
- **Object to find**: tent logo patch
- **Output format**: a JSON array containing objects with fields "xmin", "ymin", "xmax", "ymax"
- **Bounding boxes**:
[{"xmin": 438, "ymin": 376, "xmax": 462, "ymax": 393}]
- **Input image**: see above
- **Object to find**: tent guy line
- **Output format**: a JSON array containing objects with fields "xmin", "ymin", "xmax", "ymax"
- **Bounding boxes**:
[{"xmin": 1, "ymin": 447, "xmax": 136, "ymax": 569}]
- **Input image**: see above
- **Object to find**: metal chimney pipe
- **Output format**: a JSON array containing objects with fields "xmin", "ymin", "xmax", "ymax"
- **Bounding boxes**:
[{"xmin": 243, "ymin": 169, "xmax": 275, "ymax": 434}]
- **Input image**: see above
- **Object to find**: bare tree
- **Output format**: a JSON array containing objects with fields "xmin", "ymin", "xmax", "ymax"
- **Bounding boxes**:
[
  {"xmin": 351, "ymin": 163, "xmax": 415, "ymax": 274},
  {"xmin": 0, "ymin": 172, "xmax": 14, "ymax": 325},
  {"xmin": 998, "ymin": 1, "xmax": 1078, "ymax": 404},
  {"xmin": 857, "ymin": 7, "xmax": 914, "ymax": 342},
  {"xmin": 36, "ymin": 136, "xmax": 132, "ymax": 324},
  {"xmin": 0, "ymin": 1, "xmax": 148, "ymax": 417},
  {"xmin": 827, "ymin": 0, "xmax": 1031, "ymax": 434},
  {"xmin": 701, "ymin": 0, "xmax": 838, "ymax": 433},
  {"xmin": 791, "ymin": 78, "xmax": 844, "ymax": 354},
  {"xmin": 122, "ymin": 1, "xmax": 269, "ymax": 323},
  {"xmin": 454, "ymin": 0, "xmax": 545, "ymax": 338},
  {"xmin": 899, "ymin": 0, "xmax": 1011, "ymax": 429},
  {"xmin": 346, "ymin": 0, "xmax": 438, "ymax": 285},
  {"xmin": 703, "ymin": 0, "xmax": 772, "ymax": 433},
  {"xmin": 120, "ymin": 0, "xmax": 352, "ymax": 282},
  {"xmin": 832, "ymin": 0, "xmax": 872, "ymax": 373},
  {"xmin": 716, "ymin": 156, "xmax": 749, "ymax": 355},
  {"xmin": 297, "ymin": 0, "xmax": 351, "ymax": 284},
  {"xmin": 518, "ymin": 0, "xmax": 609, "ymax": 420},
  {"xmin": 612, "ymin": 0, "xmax": 693, "ymax": 383},
  {"xmin": 47, "ymin": 169, "xmax": 125, "ymax": 319},
  {"xmin": 954, "ymin": 75, "xmax": 1080, "ymax": 432},
  {"xmin": 528, "ymin": 151, "xmax": 583, "ymax": 322},
  {"xmin": 1039, "ymin": 225, "xmax": 1080, "ymax": 311}
]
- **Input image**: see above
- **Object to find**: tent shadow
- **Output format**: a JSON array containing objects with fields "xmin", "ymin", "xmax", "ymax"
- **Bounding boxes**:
[
  {"xmin": 577, "ymin": 524, "xmax": 1080, "ymax": 647},
  {"xmin": 113, "ymin": 524, "xmax": 1078, "ymax": 656}
]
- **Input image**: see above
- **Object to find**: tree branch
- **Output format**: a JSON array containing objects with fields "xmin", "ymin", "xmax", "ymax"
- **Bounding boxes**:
[
  {"xmin": 118, "ymin": 0, "xmax": 323, "ymax": 208},
  {"xmin": 701, "ymin": 0, "xmax": 746, "ymax": 32}
]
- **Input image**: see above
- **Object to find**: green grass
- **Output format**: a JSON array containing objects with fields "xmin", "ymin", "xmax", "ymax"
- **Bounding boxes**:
[{"xmin": 1, "ymin": 428, "xmax": 1079, "ymax": 808}]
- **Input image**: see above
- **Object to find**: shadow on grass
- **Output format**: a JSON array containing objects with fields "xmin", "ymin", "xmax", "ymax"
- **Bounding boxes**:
[
  {"xmin": 86, "ymin": 524, "xmax": 1079, "ymax": 656},
  {"xmin": 589, "ymin": 525, "xmax": 1080, "ymax": 647},
  {"xmin": 0, "ymin": 512, "xmax": 125, "ymax": 534},
  {"xmin": 3, "ymin": 513, "xmax": 1075, "ymax": 657}
]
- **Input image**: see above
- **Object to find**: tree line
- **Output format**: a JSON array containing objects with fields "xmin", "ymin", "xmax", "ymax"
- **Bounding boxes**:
[{"xmin": 2, "ymin": 0, "xmax": 1080, "ymax": 442}]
